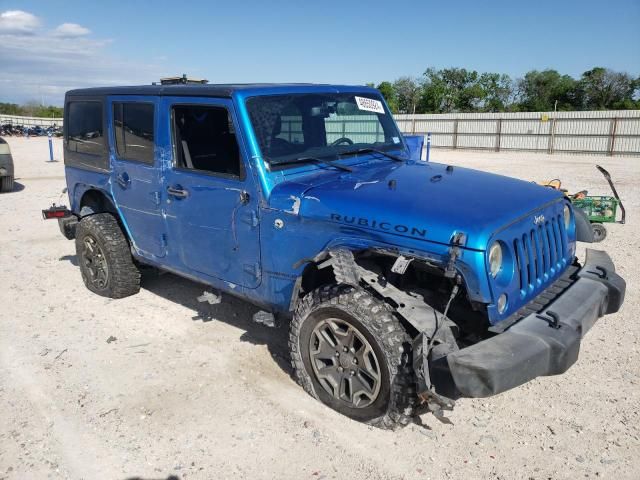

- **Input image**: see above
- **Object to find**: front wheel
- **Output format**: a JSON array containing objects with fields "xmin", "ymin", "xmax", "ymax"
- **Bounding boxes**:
[
  {"xmin": 289, "ymin": 285, "xmax": 415, "ymax": 429},
  {"xmin": 591, "ymin": 223, "xmax": 607, "ymax": 242}
]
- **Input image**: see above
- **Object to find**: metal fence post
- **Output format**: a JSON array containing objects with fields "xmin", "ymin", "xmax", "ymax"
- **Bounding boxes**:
[
  {"xmin": 453, "ymin": 119, "xmax": 459, "ymax": 149},
  {"xmin": 495, "ymin": 118, "xmax": 502, "ymax": 152},
  {"xmin": 549, "ymin": 117, "xmax": 557, "ymax": 154},
  {"xmin": 609, "ymin": 117, "xmax": 618, "ymax": 156},
  {"xmin": 426, "ymin": 132, "xmax": 431, "ymax": 161}
]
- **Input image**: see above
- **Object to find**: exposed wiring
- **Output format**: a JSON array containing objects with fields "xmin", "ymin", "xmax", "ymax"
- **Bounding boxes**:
[{"xmin": 428, "ymin": 281, "xmax": 459, "ymax": 350}]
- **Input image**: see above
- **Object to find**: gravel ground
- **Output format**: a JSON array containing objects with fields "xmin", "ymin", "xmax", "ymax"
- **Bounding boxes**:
[{"xmin": 0, "ymin": 137, "xmax": 638, "ymax": 480}]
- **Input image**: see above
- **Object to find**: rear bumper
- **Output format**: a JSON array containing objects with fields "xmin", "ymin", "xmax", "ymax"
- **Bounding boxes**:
[{"xmin": 447, "ymin": 249, "xmax": 625, "ymax": 397}]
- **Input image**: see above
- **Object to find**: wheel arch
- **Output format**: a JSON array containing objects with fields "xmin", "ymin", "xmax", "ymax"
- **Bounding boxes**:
[
  {"xmin": 74, "ymin": 186, "xmax": 133, "ymax": 243},
  {"xmin": 289, "ymin": 243, "xmax": 449, "ymax": 315},
  {"xmin": 78, "ymin": 188, "xmax": 117, "ymax": 216}
]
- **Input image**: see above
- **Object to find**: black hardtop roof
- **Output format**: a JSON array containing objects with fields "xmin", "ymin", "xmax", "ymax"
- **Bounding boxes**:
[{"xmin": 65, "ymin": 83, "xmax": 374, "ymax": 99}]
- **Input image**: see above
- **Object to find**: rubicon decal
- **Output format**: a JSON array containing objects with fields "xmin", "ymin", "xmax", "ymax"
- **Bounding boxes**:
[{"xmin": 330, "ymin": 214, "xmax": 427, "ymax": 238}]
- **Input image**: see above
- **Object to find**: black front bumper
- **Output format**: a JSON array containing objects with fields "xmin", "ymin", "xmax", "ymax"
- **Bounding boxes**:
[{"xmin": 446, "ymin": 249, "xmax": 625, "ymax": 398}]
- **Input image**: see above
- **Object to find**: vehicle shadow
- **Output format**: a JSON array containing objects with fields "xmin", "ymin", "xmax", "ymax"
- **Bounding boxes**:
[
  {"xmin": 1, "ymin": 181, "xmax": 25, "ymax": 193},
  {"xmin": 143, "ymin": 271, "xmax": 293, "ymax": 375},
  {"xmin": 125, "ymin": 476, "xmax": 180, "ymax": 480},
  {"xmin": 57, "ymin": 254, "xmax": 294, "ymax": 377},
  {"xmin": 60, "ymin": 254, "xmax": 78, "ymax": 266},
  {"xmin": 60, "ymin": 254, "xmax": 292, "ymax": 372}
]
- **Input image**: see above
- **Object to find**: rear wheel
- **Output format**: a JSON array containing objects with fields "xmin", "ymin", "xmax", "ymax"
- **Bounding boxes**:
[
  {"xmin": 290, "ymin": 285, "xmax": 415, "ymax": 429},
  {"xmin": 75, "ymin": 213, "xmax": 140, "ymax": 298},
  {"xmin": 591, "ymin": 223, "xmax": 607, "ymax": 242},
  {"xmin": 0, "ymin": 175, "xmax": 14, "ymax": 192}
]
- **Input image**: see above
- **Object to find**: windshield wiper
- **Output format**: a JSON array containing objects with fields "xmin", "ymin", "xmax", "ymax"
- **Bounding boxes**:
[
  {"xmin": 272, "ymin": 156, "xmax": 353, "ymax": 172},
  {"xmin": 340, "ymin": 148, "xmax": 406, "ymax": 162}
]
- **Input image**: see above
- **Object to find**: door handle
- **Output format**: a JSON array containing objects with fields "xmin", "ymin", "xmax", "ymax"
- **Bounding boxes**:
[
  {"xmin": 116, "ymin": 172, "xmax": 130, "ymax": 188},
  {"xmin": 167, "ymin": 185, "xmax": 189, "ymax": 199}
]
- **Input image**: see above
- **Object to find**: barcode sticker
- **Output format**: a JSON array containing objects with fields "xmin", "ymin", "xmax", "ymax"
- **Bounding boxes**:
[{"xmin": 355, "ymin": 96, "xmax": 385, "ymax": 114}]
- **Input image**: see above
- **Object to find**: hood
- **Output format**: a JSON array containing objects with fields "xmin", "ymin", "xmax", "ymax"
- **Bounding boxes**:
[{"xmin": 269, "ymin": 160, "xmax": 564, "ymax": 251}]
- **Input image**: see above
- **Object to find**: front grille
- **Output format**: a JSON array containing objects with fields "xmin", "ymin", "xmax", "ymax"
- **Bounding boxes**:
[
  {"xmin": 489, "ymin": 264, "xmax": 578, "ymax": 333},
  {"xmin": 513, "ymin": 213, "xmax": 568, "ymax": 298}
]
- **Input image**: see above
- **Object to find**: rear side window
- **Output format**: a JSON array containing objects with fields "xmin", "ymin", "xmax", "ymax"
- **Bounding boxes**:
[
  {"xmin": 113, "ymin": 102, "xmax": 155, "ymax": 164},
  {"xmin": 67, "ymin": 101, "xmax": 105, "ymax": 156}
]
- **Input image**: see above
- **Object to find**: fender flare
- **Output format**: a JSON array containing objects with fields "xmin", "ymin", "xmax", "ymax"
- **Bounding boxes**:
[{"xmin": 574, "ymin": 207, "xmax": 594, "ymax": 243}]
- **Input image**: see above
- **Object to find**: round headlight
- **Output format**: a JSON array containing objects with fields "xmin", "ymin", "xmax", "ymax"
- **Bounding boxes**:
[
  {"xmin": 497, "ymin": 294, "xmax": 508, "ymax": 314},
  {"xmin": 488, "ymin": 242, "xmax": 503, "ymax": 278},
  {"xmin": 563, "ymin": 204, "xmax": 571, "ymax": 229}
]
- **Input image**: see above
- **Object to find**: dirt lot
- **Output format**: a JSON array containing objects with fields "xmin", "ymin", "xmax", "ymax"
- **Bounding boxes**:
[{"xmin": 1, "ymin": 137, "xmax": 638, "ymax": 480}]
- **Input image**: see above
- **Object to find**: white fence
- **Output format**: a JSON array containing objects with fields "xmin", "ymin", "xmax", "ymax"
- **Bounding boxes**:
[
  {"xmin": 395, "ymin": 110, "xmax": 640, "ymax": 156},
  {"xmin": 3, "ymin": 110, "xmax": 639, "ymax": 156},
  {"xmin": 0, "ymin": 114, "xmax": 62, "ymax": 127}
]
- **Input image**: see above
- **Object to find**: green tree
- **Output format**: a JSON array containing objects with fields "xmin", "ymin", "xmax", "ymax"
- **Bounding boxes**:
[
  {"xmin": 478, "ymin": 73, "xmax": 513, "ymax": 112},
  {"xmin": 579, "ymin": 67, "xmax": 638, "ymax": 110},
  {"xmin": 0, "ymin": 103, "xmax": 22, "ymax": 115},
  {"xmin": 420, "ymin": 68, "xmax": 487, "ymax": 113},
  {"xmin": 393, "ymin": 76, "xmax": 422, "ymax": 114},
  {"xmin": 0, "ymin": 101, "xmax": 63, "ymax": 117},
  {"xmin": 376, "ymin": 81, "xmax": 397, "ymax": 112},
  {"xmin": 515, "ymin": 70, "xmax": 579, "ymax": 111}
]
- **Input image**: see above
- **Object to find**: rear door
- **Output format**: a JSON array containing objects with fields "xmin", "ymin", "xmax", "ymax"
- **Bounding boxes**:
[
  {"xmin": 160, "ymin": 97, "xmax": 261, "ymax": 288},
  {"xmin": 109, "ymin": 96, "xmax": 166, "ymax": 258}
]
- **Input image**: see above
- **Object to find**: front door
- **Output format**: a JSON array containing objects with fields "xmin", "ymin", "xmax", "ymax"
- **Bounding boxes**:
[
  {"xmin": 161, "ymin": 98, "xmax": 261, "ymax": 288},
  {"xmin": 109, "ymin": 96, "xmax": 166, "ymax": 257}
]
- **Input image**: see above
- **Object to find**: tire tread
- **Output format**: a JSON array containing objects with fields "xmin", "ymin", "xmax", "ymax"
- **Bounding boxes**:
[
  {"xmin": 289, "ymin": 284, "xmax": 416, "ymax": 430},
  {"xmin": 75, "ymin": 213, "xmax": 141, "ymax": 298}
]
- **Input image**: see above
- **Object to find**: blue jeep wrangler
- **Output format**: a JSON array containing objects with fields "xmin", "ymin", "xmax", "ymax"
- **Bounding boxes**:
[{"xmin": 46, "ymin": 82, "xmax": 625, "ymax": 428}]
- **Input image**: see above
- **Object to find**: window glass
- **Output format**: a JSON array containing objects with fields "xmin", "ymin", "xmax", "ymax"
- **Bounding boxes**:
[
  {"xmin": 113, "ymin": 102, "xmax": 155, "ymax": 164},
  {"xmin": 324, "ymin": 110, "xmax": 384, "ymax": 145},
  {"xmin": 246, "ymin": 93, "xmax": 403, "ymax": 167},
  {"xmin": 275, "ymin": 104, "xmax": 304, "ymax": 145},
  {"xmin": 67, "ymin": 101, "xmax": 105, "ymax": 156},
  {"xmin": 172, "ymin": 105, "xmax": 241, "ymax": 178}
]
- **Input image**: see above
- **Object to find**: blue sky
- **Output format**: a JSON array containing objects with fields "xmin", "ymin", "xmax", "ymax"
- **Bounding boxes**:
[{"xmin": 1, "ymin": 0, "xmax": 639, "ymax": 105}]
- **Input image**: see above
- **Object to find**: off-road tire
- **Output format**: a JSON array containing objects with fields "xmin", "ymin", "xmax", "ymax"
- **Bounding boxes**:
[
  {"xmin": 591, "ymin": 223, "xmax": 607, "ymax": 242},
  {"xmin": 290, "ymin": 284, "xmax": 416, "ymax": 429},
  {"xmin": 0, "ymin": 175, "xmax": 14, "ymax": 192},
  {"xmin": 75, "ymin": 213, "xmax": 141, "ymax": 298}
]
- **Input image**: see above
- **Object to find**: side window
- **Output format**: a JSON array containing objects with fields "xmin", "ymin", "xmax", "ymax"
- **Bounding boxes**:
[
  {"xmin": 172, "ymin": 105, "xmax": 242, "ymax": 178},
  {"xmin": 113, "ymin": 102, "xmax": 155, "ymax": 164},
  {"xmin": 67, "ymin": 101, "xmax": 105, "ymax": 156}
]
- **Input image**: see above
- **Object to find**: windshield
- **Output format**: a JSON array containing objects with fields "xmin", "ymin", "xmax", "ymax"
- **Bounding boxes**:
[{"xmin": 245, "ymin": 92, "xmax": 406, "ymax": 166}]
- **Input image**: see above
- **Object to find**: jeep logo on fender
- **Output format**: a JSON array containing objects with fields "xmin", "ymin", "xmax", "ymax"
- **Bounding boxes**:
[
  {"xmin": 330, "ymin": 214, "xmax": 427, "ymax": 238},
  {"xmin": 534, "ymin": 214, "xmax": 545, "ymax": 225}
]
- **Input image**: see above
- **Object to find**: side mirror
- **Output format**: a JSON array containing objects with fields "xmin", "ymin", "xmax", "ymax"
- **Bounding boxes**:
[{"xmin": 403, "ymin": 135, "xmax": 425, "ymax": 161}]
